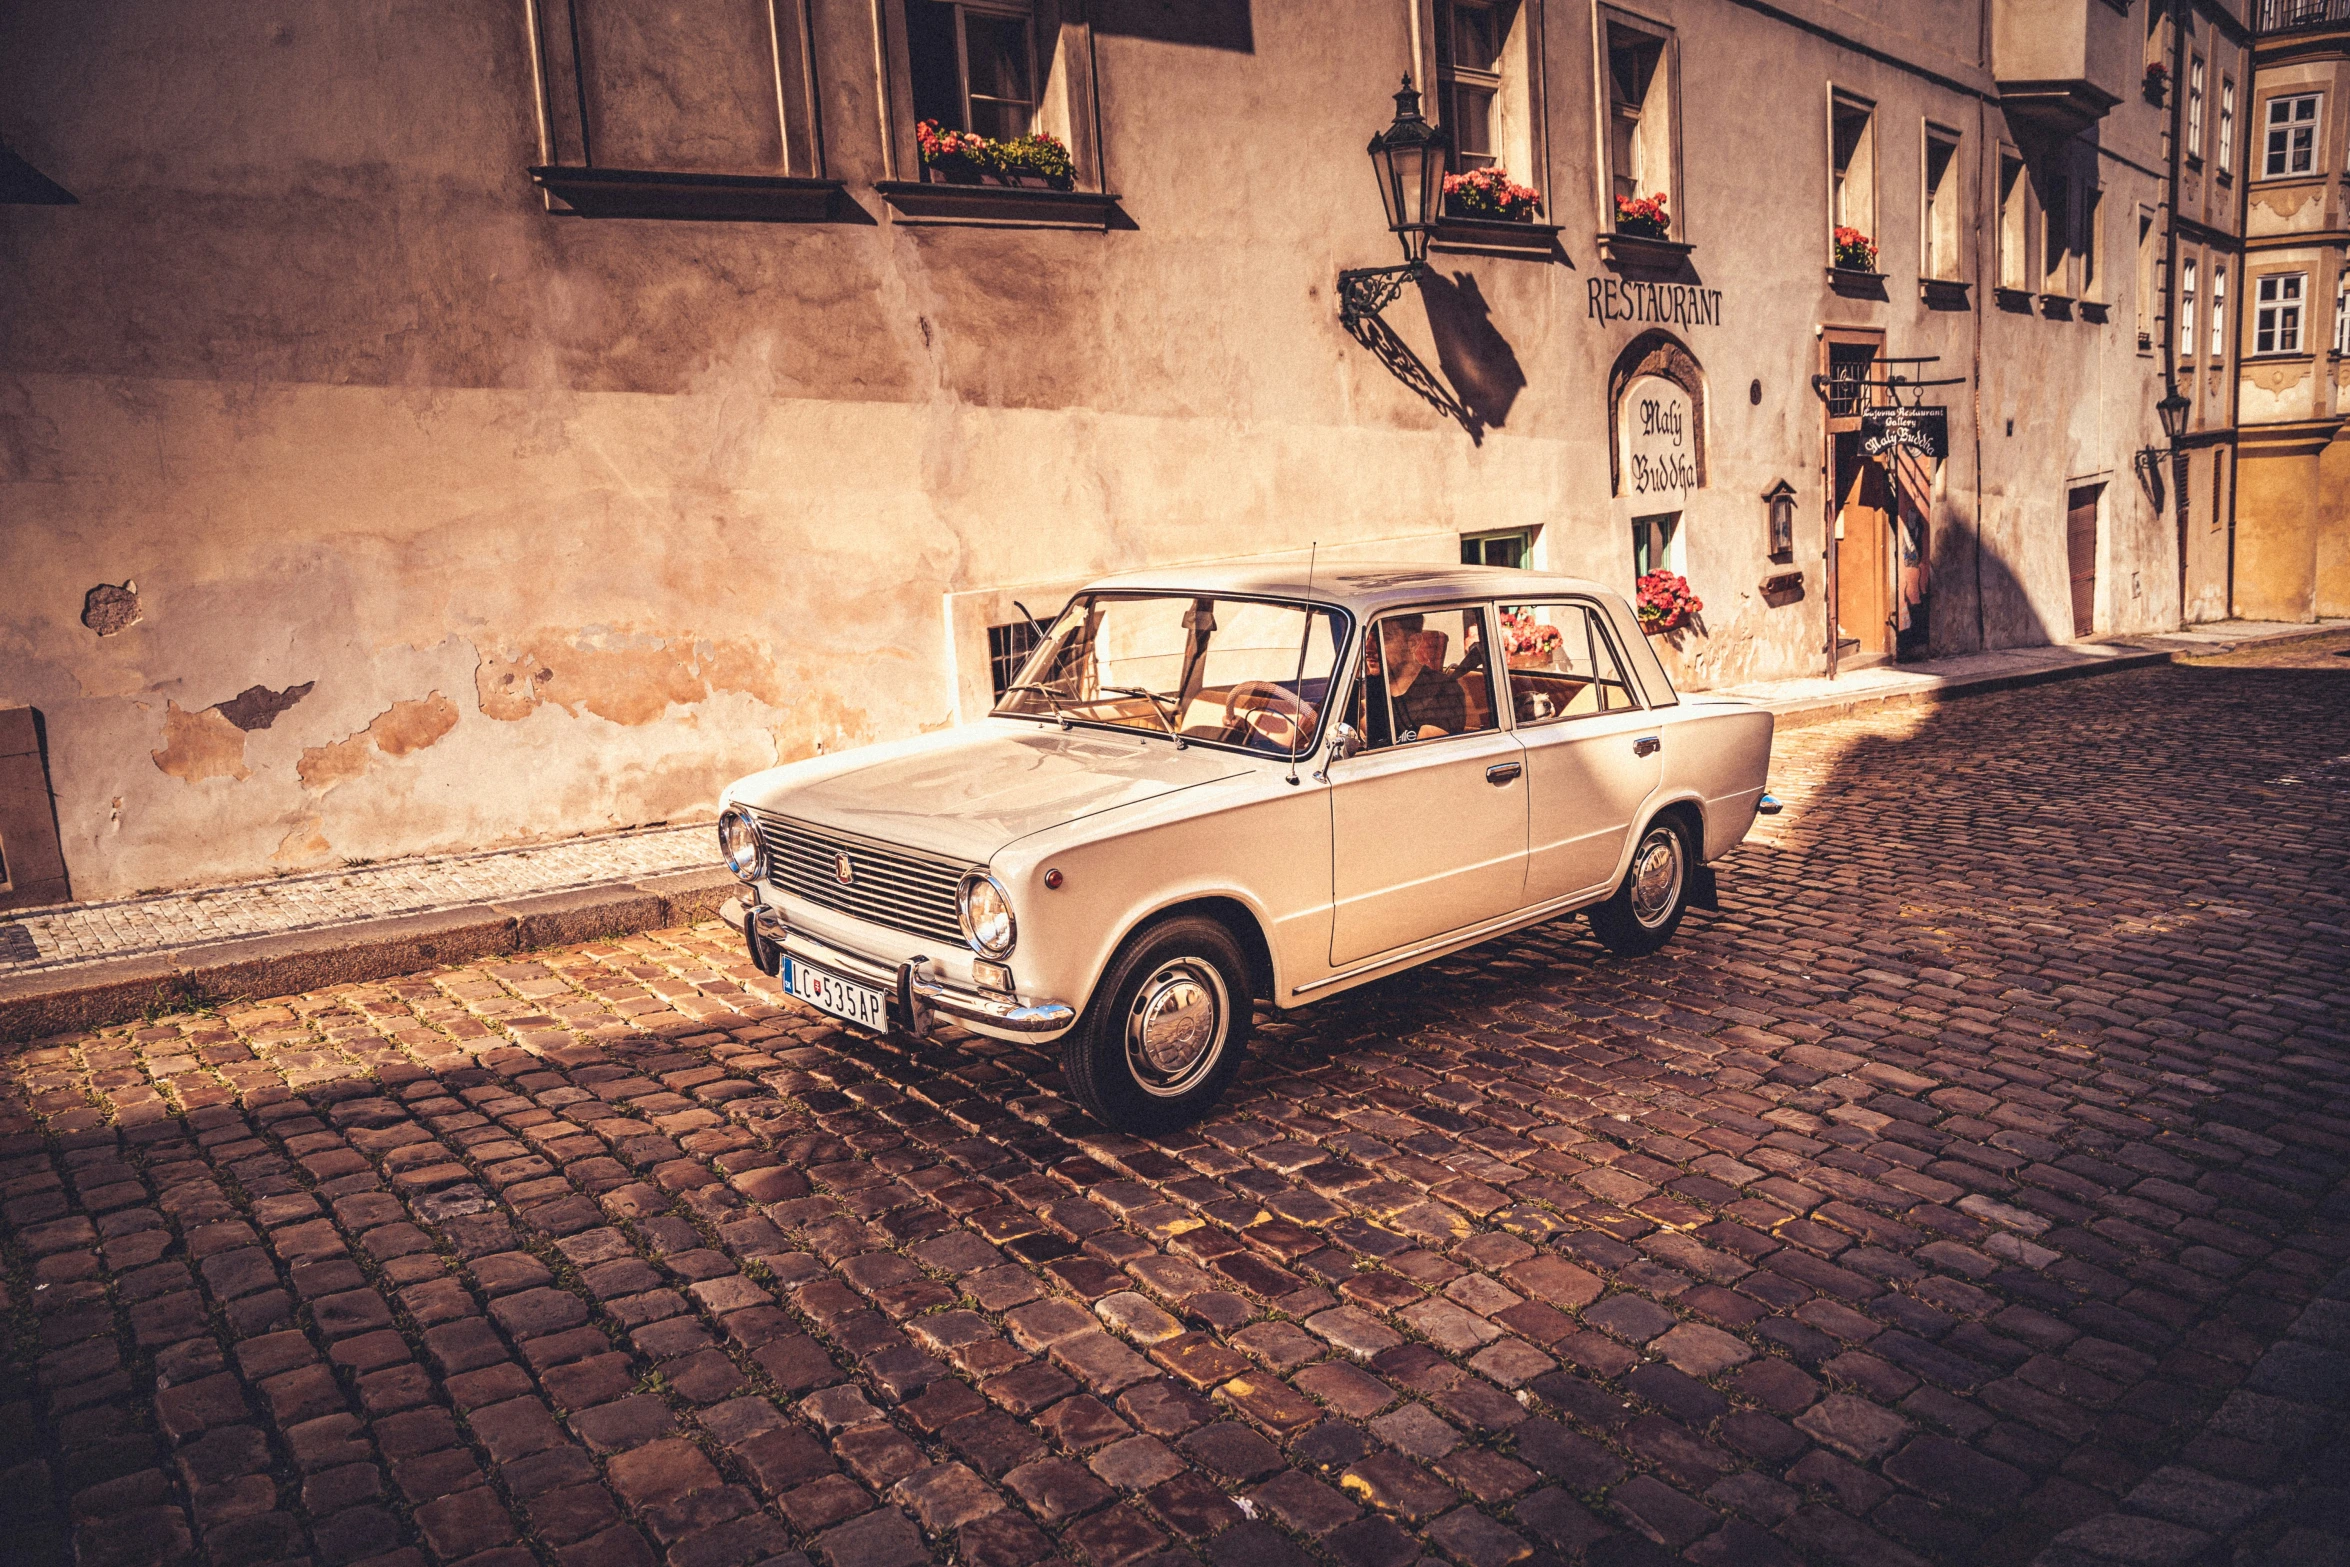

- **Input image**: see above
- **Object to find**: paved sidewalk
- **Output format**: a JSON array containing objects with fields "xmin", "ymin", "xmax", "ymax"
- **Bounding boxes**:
[
  {"xmin": 3, "ymin": 825, "xmax": 713, "ymax": 975},
  {"xmin": 4, "ymin": 618, "xmax": 2341, "ymax": 1041},
  {"xmin": 1714, "ymin": 619, "xmax": 2348, "ymax": 729}
]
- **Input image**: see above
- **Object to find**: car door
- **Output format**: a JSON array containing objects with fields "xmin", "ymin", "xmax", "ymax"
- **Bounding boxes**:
[
  {"xmin": 1500, "ymin": 599, "xmax": 1662, "ymax": 905},
  {"xmin": 1328, "ymin": 604, "xmax": 1529, "ymax": 967}
]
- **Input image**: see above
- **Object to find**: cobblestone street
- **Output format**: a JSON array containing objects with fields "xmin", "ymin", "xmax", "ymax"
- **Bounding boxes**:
[{"xmin": 5, "ymin": 657, "xmax": 2347, "ymax": 1567}]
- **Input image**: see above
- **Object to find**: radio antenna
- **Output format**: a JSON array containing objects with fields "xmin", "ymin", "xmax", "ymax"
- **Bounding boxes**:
[{"xmin": 1285, "ymin": 542, "xmax": 1319, "ymax": 787}]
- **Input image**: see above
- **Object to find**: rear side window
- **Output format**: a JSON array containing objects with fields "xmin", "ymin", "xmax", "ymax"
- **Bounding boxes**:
[{"xmin": 1499, "ymin": 603, "xmax": 1642, "ymax": 724}]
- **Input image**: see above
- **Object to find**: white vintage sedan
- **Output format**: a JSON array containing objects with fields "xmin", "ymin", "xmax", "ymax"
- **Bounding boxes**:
[{"xmin": 717, "ymin": 563, "xmax": 1774, "ymax": 1132}]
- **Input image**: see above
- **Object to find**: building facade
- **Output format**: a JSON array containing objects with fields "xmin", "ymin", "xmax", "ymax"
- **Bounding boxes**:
[
  {"xmin": 4, "ymin": 1, "xmax": 2194, "ymax": 902},
  {"xmin": 2239, "ymin": 0, "xmax": 2350, "ymax": 618}
]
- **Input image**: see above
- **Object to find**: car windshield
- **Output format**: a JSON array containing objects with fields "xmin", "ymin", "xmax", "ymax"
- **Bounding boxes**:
[{"xmin": 995, "ymin": 593, "xmax": 1349, "ymax": 756}]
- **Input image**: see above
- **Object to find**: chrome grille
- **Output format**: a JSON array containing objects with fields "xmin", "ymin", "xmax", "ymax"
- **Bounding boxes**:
[{"xmin": 751, "ymin": 811, "xmax": 972, "ymax": 947}]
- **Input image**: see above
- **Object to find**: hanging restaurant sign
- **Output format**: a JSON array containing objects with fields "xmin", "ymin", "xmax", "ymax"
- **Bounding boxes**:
[{"xmin": 1860, "ymin": 405, "xmax": 1949, "ymax": 459}]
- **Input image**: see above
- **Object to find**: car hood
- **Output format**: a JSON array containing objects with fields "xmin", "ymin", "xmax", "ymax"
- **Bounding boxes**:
[{"xmin": 724, "ymin": 720, "xmax": 1254, "ymax": 864}]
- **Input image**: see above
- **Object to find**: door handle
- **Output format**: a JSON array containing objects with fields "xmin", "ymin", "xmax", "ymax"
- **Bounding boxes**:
[
  {"xmin": 1633, "ymin": 736, "xmax": 1660, "ymax": 758},
  {"xmin": 1484, "ymin": 761, "xmax": 1522, "ymax": 785}
]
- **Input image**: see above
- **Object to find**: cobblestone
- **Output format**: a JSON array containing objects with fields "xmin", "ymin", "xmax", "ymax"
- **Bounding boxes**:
[{"xmin": 2, "ymin": 661, "xmax": 2347, "ymax": 1567}]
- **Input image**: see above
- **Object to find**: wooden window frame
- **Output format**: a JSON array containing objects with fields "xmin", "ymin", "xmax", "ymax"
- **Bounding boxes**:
[
  {"xmin": 2180, "ymin": 256, "xmax": 2198, "ymax": 362},
  {"xmin": 1922, "ymin": 122, "xmax": 1964, "ymax": 284},
  {"xmin": 878, "ymin": 0, "xmax": 1105, "ymax": 195},
  {"xmin": 2253, "ymin": 272, "xmax": 2306, "ymax": 356},
  {"xmin": 2186, "ymin": 54, "xmax": 2205, "ymax": 168},
  {"xmin": 2262, "ymin": 93, "xmax": 2321, "ymax": 180},
  {"xmin": 1828, "ymin": 88, "xmax": 1878, "ymax": 265},
  {"xmin": 1594, "ymin": 6, "xmax": 1680, "ymax": 239},
  {"xmin": 2218, "ymin": 77, "xmax": 2236, "ymax": 178}
]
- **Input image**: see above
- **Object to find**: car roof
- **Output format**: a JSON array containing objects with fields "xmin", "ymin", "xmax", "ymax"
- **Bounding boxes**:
[{"xmin": 1085, "ymin": 560, "xmax": 1628, "ymax": 616}]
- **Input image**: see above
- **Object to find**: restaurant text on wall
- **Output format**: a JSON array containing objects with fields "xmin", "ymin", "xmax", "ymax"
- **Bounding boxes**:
[{"xmin": 1588, "ymin": 279, "xmax": 1726, "ymax": 328}]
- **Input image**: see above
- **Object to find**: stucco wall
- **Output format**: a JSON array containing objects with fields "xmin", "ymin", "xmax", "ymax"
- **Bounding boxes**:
[{"xmin": 2, "ymin": 0, "xmax": 2184, "ymax": 900}]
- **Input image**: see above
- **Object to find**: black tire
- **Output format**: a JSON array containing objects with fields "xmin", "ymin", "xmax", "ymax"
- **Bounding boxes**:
[
  {"xmin": 1587, "ymin": 815, "xmax": 1694, "ymax": 957},
  {"xmin": 1063, "ymin": 915, "xmax": 1253, "ymax": 1134}
]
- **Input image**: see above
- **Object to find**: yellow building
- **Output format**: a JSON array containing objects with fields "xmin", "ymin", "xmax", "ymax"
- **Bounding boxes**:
[{"xmin": 2239, "ymin": 0, "xmax": 2350, "ymax": 618}]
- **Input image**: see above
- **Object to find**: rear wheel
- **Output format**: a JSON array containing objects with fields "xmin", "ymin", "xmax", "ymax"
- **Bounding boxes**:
[
  {"xmin": 1063, "ymin": 916, "xmax": 1253, "ymax": 1134},
  {"xmin": 1587, "ymin": 816, "xmax": 1692, "ymax": 957}
]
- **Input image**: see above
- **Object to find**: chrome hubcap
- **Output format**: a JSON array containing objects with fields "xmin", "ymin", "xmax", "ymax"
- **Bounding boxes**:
[
  {"xmin": 1628, "ymin": 828, "xmax": 1684, "ymax": 928},
  {"xmin": 1125, "ymin": 959, "xmax": 1228, "ymax": 1098}
]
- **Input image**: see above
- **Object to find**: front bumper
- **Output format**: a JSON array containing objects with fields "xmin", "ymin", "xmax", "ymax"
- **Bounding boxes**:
[{"xmin": 719, "ymin": 896, "xmax": 1077, "ymax": 1037}]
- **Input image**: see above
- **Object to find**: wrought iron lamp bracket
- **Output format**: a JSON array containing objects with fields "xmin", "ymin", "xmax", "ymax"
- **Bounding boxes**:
[{"xmin": 1338, "ymin": 260, "xmax": 1426, "ymax": 329}]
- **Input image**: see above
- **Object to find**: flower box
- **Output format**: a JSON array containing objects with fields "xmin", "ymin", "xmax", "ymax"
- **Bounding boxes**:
[
  {"xmin": 1613, "ymin": 192, "xmax": 1671, "ymax": 241},
  {"xmin": 1443, "ymin": 168, "xmax": 1542, "ymax": 224},
  {"xmin": 917, "ymin": 122, "xmax": 1076, "ymax": 191}
]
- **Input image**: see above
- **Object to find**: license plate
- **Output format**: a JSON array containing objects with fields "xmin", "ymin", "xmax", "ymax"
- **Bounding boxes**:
[{"xmin": 782, "ymin": 956, "xmax": 888, "ymax": 1031}]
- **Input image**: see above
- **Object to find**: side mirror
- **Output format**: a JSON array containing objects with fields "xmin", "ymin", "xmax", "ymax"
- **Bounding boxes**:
[{"xmin": 1330, "ymin": 722, "xmax": 1363, "ymax": 759}]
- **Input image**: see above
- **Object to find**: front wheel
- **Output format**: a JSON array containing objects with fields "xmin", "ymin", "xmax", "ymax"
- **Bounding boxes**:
[
  {"xmin": 1587, "ymin": 817, "xmax": 1693, "ymax": 957},
  {"xmin": 1062, "ymin": 916, "xmax": 1253, "ymax": 1134}
]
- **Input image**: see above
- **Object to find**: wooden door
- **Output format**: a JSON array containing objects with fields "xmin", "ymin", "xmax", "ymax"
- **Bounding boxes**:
[
  {"xmin": 1834, "ymin": 442, "xmax": 1891, "ymax": 659},
  {"xmin": 2066, "ymin": 485, "xmax": 2099, "ymax": 637}
]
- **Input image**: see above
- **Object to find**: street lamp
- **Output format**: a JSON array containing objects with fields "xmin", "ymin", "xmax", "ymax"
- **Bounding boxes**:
[
  {"xmin": 2135, "ymin": 387, "xmax": 2194, "ymax": 511},
  {"xmin": 2156, "ymin": 387, "xmax": 2192, "ymax": 445},
  {"xmin": 1338, "ymin": 76, "xmax": 1449, "ymax": 328}
]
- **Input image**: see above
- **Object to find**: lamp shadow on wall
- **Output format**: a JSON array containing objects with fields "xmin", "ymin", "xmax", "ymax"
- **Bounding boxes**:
[{"xmin": 1345, "ymin": 270, "xmax": 1526, "ymax": 446}]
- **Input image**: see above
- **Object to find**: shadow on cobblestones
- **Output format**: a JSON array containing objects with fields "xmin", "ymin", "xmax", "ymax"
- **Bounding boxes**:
[{"xmin": 2, "ymin": 664, "xmax": 2345, "ymax": 1567}]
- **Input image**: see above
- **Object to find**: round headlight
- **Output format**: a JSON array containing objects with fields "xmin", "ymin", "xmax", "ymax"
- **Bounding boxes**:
[
  {"xmin": 958, "ymin": 873, "xmax": 1016, "ymax": 957},
  {"xmin": 718, "ymin": 807, "xmax": 763, "ymax": 883}
]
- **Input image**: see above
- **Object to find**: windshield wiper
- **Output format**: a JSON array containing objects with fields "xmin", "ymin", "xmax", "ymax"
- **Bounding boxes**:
[
  {"xmin": 1100, "ymin": 686, "xmax": 1186, "ymax": 747},
  {"xmin": 1001, "ymin": 682, "xmax": 1073, "ymax": 729}
]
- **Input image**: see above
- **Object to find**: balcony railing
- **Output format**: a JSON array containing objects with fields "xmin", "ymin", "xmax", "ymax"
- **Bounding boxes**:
[{"xmin": 2261, "ymin": 0, "xmax": 2350, "ymax": 34}]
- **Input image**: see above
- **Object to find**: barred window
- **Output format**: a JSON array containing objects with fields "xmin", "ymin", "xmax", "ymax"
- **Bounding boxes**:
[{"xmin": 987, "ymin": 619, "xmax": 1044, "ymax": 700}]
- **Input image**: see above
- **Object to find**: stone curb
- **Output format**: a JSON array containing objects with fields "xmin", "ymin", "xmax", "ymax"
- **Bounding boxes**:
[
  {"xmin": 0, "ymin": 868, "xmax": 740, "ymax": 1045},
  {"xmin": 1763, "ymin": 622, "xmax": 2345, "ymax": 733}
]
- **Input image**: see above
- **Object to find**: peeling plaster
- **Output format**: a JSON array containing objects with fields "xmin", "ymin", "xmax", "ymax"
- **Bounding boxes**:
[
  {"xmin": 82, "ymin": 581, "xmax": 140, "ymax": 635},
  {"xmin": 473, "ymin": 629, "xmax": 785, "ymax": 726},
  {"xmin": 297, "ymin": 692, "xmax": 460, "ymax": 791},
  {"xmin": 215, "ymin": 681, "xmax": 316, "ymax": 731},
  {"xmin": 152, "ymin": 702, "xmax": 251, "ymax": 783}
]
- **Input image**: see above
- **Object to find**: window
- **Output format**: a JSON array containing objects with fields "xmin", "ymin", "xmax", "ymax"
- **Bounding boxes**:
[
  {"xmin": 987, "ymin": 619, "xmax": 1044, "ymax": 700},
  {"xmin": 2043, "ymin": 172, "xmax": 2071, "ymax": 295},
  {"xmin": 1461, "ymin": 530, "xmax": 1531, "ymax": 569},
  {"xmin": 1824, "ymin": 342, "xmax": 1876, "ymax": 420},
  {"xmin": 1631, "ymin": 513, "xmax": 1681, "ymax": 576},
  {"xmin": 2337, "ymin": 275, "xmax": 2349, "ymax": 356},
  {"xmin": 1604, "ymin": 15, "xmax": 1676, "ymax": 229},
  {"xmin": 2136, "ymin": 209, "xmax": 2156, "ymax": 347},
  {"xmin": 1438, "ymin": 1, "xmax": 1507, "ymax": 172},
  {"xmin": 2180, "ymin": 258, "xmax": 2198, "ymax": 358},
  {"xmin": 2210, "ymin": 262, "xmax": 2226, "ymax": 359},
  {"xmin": 908, "ymin": 1, "xmax": 1037, "ymax": 141},
  {"xmin": 1831, "ymin": 93, "xmax": 1877, "ymax": 253},
  {"xmin": 2265, "ymin": 95, "xmax": 2320, "ymax": 178},
  {"xmin": 2219, "ymin": 78, "xmax": 2236, "ymax": 175},
  {"xmin": 997, "ymin": 594, "xmax": 1347, "ymax": 754},
  {"xmin": 1999, "ymin": 152, "xmax": 2028, "ymax": 290},
  {"xmin": 2187, "ymin": 56, "xmax": 2205, "ymax": 164},
  {"xmin": 1923, "ymin": 126, "xmax": 1962, "ymax": 281},
  {"xmin": 2254, "ymin": 274, "xmax": 2305, "ymax": 354},
  {"xmin": 1351, "ymin": 607, "xmax": 1500, "ymax": 748},
  {"xmin": 1498, "ymin": 604, "xmax": 1640, "ymax": 725}
]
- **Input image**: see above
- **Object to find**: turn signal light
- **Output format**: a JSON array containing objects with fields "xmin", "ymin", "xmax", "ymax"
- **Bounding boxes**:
[{"xmin": 973, "ymin": 960, "xmax": 1014, "ymax": 995}]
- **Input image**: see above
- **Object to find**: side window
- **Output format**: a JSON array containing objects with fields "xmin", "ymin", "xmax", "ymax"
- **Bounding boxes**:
[
  {"xmin": 1499, "ymin": 604, "xmax": 1641, "ymax": 725},
  {"xmin": 1349, "ymin": 607, "xmax": 1499, "ymax": 749}
]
